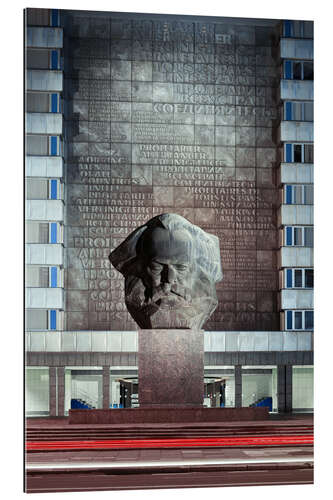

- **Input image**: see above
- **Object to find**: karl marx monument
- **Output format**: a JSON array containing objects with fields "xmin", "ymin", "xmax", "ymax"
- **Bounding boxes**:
[
  {"xmin": 109, "ymin": 213, "xmax": 223, "ymax": 330},
  {"xmin": 109, "ymin": 214, "xmax": 222, "ymax": 408}
]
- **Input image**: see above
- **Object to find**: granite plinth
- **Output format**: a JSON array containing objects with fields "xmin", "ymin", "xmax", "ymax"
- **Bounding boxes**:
[
  {"xmin": 69, "ymin": 407, "xmax": 269, "ymax": 424},
  {"xmin": 138, "ymin": 329, "xmax": 204, "ymax": 407}
]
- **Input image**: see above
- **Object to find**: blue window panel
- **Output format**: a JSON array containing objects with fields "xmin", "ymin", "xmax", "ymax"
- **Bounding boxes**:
[
  {"xmin": 50, "ymin": 223, "xmax": 57, "ymax": 243},
  {"xmin": 51, "ymin": 93, "xmax": 58, "ymax": 113},
  {"xmin": 51, "ymin": 9, "xmax": 59, "ymax": 27},
  {"xmin": 50, "ymin": 267, "xmax": 57, "ymax": 287},
  {"xmin": 286, "ymin": 185, "xmax": 292, "ymax": 204},
  {"xmin": 305, "ymin": 311, "xmax": 314, "ymax": 330},
  {"xmin": 286, "ymin": 269, "xmax": 293, "ymax": 288},
  {"xmin": 51, "ymin": 50, "xmax": 58, "ymax": 70},
  {"xmin": 285, "ymin": 102, "xmax": 292, "ymax": 121},
  {"xmin": 50, "ymin": 180, "xmax": 58, "ymax": 199},
  {"xmin": 285, "ymin": 143, "xmax": 293, "ymax": 162},
  {"xmin": 286, "ymin": 227, "xmax": 292, "ymax": 245},
  {"xmin": 50, "ymin": 310, "xmax": 57, "ymax": 330},
  {"xmin": 50, "ymin": 136, "xmax": 58, "ymax": 156},
  {"xmin": 286, "ymin": 311, "xmax": 293, "ymax": 330},
  {"xmin": 284, "ymin": 60, "xmax": 292, "ymax": 79},
  {"xmin": 284, "ymin": 20, "xmax": 292, "ymax": 37}
]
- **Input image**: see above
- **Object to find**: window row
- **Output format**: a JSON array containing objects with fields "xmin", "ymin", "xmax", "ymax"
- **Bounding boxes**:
[
  {"xmin": 26, "ymin": 266, "xmax": 63, "ymax": 288},
  {"xmin": 26, "ymin": 178, "xmax": 63, "ymax": 200},
  {"xmin": 26, "ymin": 135, "xmax": 62, "ymax": 156},
  {"xmin": 284, "ymin": 101, "xmax": 313, "ymax": 122},
  {"xmin": 284, "ymin": 226, "xmax": 313, "ymax": 247},
  {"xmin": 283, "ymin": 20, "xmax": 314, "ymax": 39},
  {"xmin": 284, "ymin": 143, "xmax": 313, "ymax": 163},
  {"xmin": 26, "ymin": 92, "xmax": 61, "ymax": 113},
  {"xmin": 284, "ymin": 60, "xmax": 313, "ymax": 81},
  {"xmin": 25, "ymin": 308, "xmax": 62, "ymax": 331},
  {"xmin": 284, "ymin": 268, "xmax": 313, "ymax": 288},
  {"xmin": 27, "ymin": 49, "xmax": 62, "ymax": 71},
  {"xmin": 284, "ymin": 184, "xmax": 313, "ymax": 205},
  {"xmin": 25, "ymin": 221, "xmax": 63, "ymax": 244},
  {"xmin": 285, "ymin": 310, "xmax": 313, "ymax": 330},
  {"xmin": 26, "ymin": 8, "xmax": 60, "ymax": 27}
]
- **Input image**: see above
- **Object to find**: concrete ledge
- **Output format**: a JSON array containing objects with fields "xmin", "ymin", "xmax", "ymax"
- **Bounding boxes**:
[{"xmin": 69, "ymin": 406, "xmax": 269, "ymax": 424}]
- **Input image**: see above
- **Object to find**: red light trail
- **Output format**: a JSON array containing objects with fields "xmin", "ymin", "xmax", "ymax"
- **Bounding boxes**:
[{"xmin": 26, "ymin": 434, "xmax": 313, "ymax": 451}]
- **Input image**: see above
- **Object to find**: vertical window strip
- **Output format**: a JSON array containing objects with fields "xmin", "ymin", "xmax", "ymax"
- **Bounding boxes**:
[
  {"xmin": 49, "ymin": 310, "xmax": 57, "ymax": 330},
  {"xmin": 286, "ymin": 310, "xmax": 293, "ymax": 330},
  {"xmin": 286, "ymin": 185, "xmax": 292, "ymax": 204},
  {"xmin": 50, "ymin": 223, "xmax": 57, "ymax": 243},
  {"xmin": 284, "ymin": 60, "xmax": 292, "ymax": 79},
  {"xmin": 286, "ymin": 269, "xmax": 293, "ymax": 288},
  {"xmin": 284, "ymin": 20, "xmax": 292, "ymax": 37},
  {"xmin": 51, "ymin": 9, "xmax": 59, "ymax": 27},
  {"xmin": 286, "ymin": 226, "xmax": 292, "ymax": 245},
  {"xmin": 285, "ymin": 143, "xmax": 292, "ymax": 162},
  {"xmin": 50, "ymin": 267, "xmax": 58, "ymax": 288},
  {"xmin": 51, "ymin": 50, "xmax": 58, "ymax": 70},
  {"xmin": 285, "ymin": 102, "xmax": 292, "ymax": 120},
  {"xmin": 305, "ymin": 311, "xmax": 314, "ymax": 329},
  {"xmin": 50, "ymin": 136, "xmax": 58, "ymax": 156},
  {"xmin": 51, "ymin": 93, "xmax": 58, "ymax": 113},
  {"xmin": 50, "ymin": 180, "xmax": 58, "ymax": 200}
]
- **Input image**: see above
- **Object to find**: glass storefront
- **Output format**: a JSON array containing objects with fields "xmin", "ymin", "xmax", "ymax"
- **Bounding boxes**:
[
  {"xmin": 292, "ymin": 365, "xmax": 314, "ymax": 412},
  {"xmin": 25, "ymin": 367, "xmax": 49, "ymax": 417},
  {"xmin": 64, "ymin": 367, "xmax": 103, "ymax": 415},
  {"xmin": 204, "ymin": 367, "xmax": 235, "ymax": 407},
  {"xmin": 241, "ymin": 366, "xmax": 278, "ymax": 412}
]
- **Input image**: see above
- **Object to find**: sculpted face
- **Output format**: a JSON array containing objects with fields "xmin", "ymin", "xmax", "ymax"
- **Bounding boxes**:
[
  {"xmin": 109, "ymin": 213, "xmax": 222, "ymax": 329},
  {"xmin": 139, "ymin": 227, "xmax": 193, "ymax": 301}
]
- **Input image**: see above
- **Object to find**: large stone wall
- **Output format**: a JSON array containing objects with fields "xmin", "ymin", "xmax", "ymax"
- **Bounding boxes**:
[{"xmin": 63, "ymin": 11, "xmax": 281, "ymax": 332}]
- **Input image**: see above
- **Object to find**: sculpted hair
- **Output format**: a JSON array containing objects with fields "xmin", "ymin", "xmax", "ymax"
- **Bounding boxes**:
[{"xmin": 109, "ymin": 213, "xmax": 222, "ymax": 283}]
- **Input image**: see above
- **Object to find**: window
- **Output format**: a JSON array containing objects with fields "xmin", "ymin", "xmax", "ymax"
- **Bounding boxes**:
[
  {"xmin": 285, "ymin": 268, "xmax": 313, "ymax": 288},
  {"xmin": 292, "ymin": 366, "xmax": 314, "ymax": 411},
  {"xmin": 49, "ymin": 136, "xmax": 59, "ymax": 156},
  {"xmin": 285, "ymin": 143, "xmax": 314, "ymax": 163},
  {"xmin": 50, "ymin": 267, "xmax": 58, "ymax": 287},
  {"xmin": 50, "ymin": 9, "xmax": 60, "ymax": 27},
  {"xmin": 50, "ymin": 222, "xmax": 58, "ymax": 243},
  {"xmin": 49, "ymin": 136, "xmax": 62, "ymax": 156},
  {"xmin": 49, "ymin": 222, "xmax": 63, "ymax": 244},
  {"xmin": 49, "ymin": 310, "xmax": 57, "ymax": 330},
  {"xmin": 49, "ymin": 179, "xmax": 60, "ymax": 200},
  {"xmin": 284, "ymin": 60, "xmax": 313, "ymax": 80},
  {"xmin": 285, "ymin": 226, "xmax": 313, "ymax": 247},
  {"xmin": 285, "ymin": 310, "xmax": 314, "ymax": 330},
  {"xmin": 284, "ymin": 185, "xmax": 313, "ymax": 204},
  {"xmin": 284, "ymin": 101, "xmax": 313, "ymax": 121},
  {"xmin": 50, "ymin": 93, "xmax": 61, "ymax": 113},
  {"xmin": 283, "ymin": 20, "xmax": 313, "ymax": 39}
]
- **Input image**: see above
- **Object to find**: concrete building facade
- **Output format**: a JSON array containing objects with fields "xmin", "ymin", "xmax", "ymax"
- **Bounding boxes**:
[{"xmin": 25, "ymin": 9, "xmax": 313, "ymax": 416}]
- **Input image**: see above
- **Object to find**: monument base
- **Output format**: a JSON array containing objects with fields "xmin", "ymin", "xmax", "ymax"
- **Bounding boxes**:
[
  {"xmin": 69, "ymin": 407, "xmax": 269, "ymax": 424},
  {"xmin": 138, "ymin": 329, "xmax": 204, "ymax": 408}
]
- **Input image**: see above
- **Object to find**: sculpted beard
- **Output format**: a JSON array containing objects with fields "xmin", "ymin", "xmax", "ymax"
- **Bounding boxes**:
[{"xmin": 125, "ymin": 271, "xmax": 192, "ymax": 312}]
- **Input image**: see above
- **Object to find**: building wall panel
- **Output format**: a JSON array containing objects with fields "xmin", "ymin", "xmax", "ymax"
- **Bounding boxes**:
[
  {"xmin": 25, "ymin": 156, "xmax": 63, "ymax": 178},
  {"xmin": 26, "ymin": 27, "xmax": 63, "ymax": 48},
  {"xmin": 27, "ymin": 70, "xmax": 63, "ymax": 92},
  {"xmin": 280, "ymin": 121, "xmax": 313, "ymax": 142},
  {"xmin": 280, "ymin": 80, "xmax": 313, "ymax": 100},
  {"xmin": 280, "ymin": 247, "xmax": 313, "ymax": 267},
  {"xmin": 280, "ymin": 38, "xmax": 313, "ymax": 59}
]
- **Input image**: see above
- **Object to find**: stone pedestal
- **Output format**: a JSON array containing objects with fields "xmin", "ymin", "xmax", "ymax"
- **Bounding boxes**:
[{"xmin": 138, "ymin": 329, "xmax": 204, "ymax": 408}]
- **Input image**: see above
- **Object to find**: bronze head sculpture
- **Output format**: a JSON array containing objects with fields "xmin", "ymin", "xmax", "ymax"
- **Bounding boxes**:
[{"xmin": 109, "ymin": 213, "xmax": 222, "ymax": 329}]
